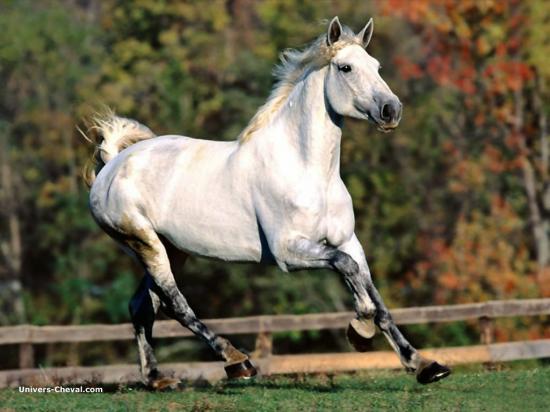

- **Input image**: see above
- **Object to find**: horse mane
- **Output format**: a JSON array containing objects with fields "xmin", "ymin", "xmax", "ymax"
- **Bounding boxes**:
[{"xmin": 238, "ymin": 25, "xmax": 360, "ymax": 143}]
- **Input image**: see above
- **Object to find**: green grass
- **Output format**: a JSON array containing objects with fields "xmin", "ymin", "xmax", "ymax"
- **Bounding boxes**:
[{"xmin": 1, "ymin": 364, "xmax": 549, "ymax": 411}]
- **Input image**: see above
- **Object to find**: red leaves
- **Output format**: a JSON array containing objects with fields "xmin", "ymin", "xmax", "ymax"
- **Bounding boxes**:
[
  {"xmin": 455, "ymin": 74, "xmax": 476, "ymax": 95},
  {"xmin": 496, "ymin": 42, "xmax": 507, "ymax": 58},
  {"xmin": 421, "ymin": 50, "xmax": 533, "ymax": 95},
  {"xmin": 483, "ymin": 145, "xmax": 506, "ymax": 173},
  {"xmin": 484, "ymin": 61, "xmax": 533, "ymax": 93},
  {"xmin": 380, "ymin": 0, "xmax": 431, "ymax": 23},
  {"xmin": 439, "ymin": 272, "xmax": 460, "ymax": 289},
  {"xmin": 422, "ymin": 197, "xmax": 533, "ymax": 303},
  {"xmin": 382, "ymin": 0, "xmax": 535, "ymax": 97},
  {"xmin": 393, "ymin": 56, "xmax": 423, "ymax": 80},
  {"xmin": 426, "ymin": 55, "xmax": 452, "ymax": 85},
  {"xmin": 380, "ymin": 1, "xmax": 543, "ymax": 310}
]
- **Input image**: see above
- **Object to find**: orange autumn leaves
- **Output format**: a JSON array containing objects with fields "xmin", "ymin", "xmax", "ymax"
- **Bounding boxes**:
[
  {"xmin": 433, "ymin": 197, "xmax": 535, "ymax": 304},
  {"xmin": 382, "ymin": 0, "xmax": 547, "ymax": 308}
]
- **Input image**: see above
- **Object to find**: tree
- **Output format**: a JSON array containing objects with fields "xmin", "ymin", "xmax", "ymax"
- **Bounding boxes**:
[{"xmin": 378, "ymin": 0, "xmax": 549, "ymax": 308}]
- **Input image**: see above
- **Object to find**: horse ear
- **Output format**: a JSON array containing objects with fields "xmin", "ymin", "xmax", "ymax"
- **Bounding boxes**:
[
  {"xmin": 357, "ymin": 18, "xmax": 374, "ymax": 49},
  {"xmin": 327, "ymin": 16, "xmax": 342, "ymax": 46}
]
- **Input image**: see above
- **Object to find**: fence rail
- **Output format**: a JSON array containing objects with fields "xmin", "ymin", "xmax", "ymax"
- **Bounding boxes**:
[
  {"xmin": 0, "ymin": 298, "xmax": 549, "ymax": 388},
  {"xmin": 2, "ymin": 298, "xmax": 549, "ymax": 345}
]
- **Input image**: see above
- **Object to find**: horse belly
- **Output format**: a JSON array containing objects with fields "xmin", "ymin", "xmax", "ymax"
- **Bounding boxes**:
[
  {"xmin": 159, "ymin": 208, "xmax": 263, "ymax": 262},
  {"xmin": 154, "ymin": 153, "xmax": 263, "ymax": 262}
]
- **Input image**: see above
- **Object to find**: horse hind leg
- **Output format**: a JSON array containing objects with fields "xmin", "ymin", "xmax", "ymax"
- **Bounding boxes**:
[
  {"xmin": 149, "ymin": 277, "xmax": 257, "ymax": 380},
  {"xmin": 122, "ymin": 223, "xmax": 257, "ymax": 382},
  {"xmin": 129, "ymin": 273, "xmax": 181, "ymax": 389}
]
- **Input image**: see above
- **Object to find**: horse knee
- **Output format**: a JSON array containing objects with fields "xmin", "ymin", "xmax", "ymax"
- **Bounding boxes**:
[{"xmin": 356, "ymin": 299, "xmax": 377, "ymax": 319}]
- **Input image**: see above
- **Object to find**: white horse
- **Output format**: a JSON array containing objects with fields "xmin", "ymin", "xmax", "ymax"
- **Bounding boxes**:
[{"xmin": 85, "ymin": 17, "xmax": 450, "ymax": 387}]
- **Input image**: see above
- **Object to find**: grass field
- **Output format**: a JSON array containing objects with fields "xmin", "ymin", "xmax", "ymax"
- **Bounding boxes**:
[{"xmin": 1, "ymin": 364, "xmax": 549, "ymax": 411}]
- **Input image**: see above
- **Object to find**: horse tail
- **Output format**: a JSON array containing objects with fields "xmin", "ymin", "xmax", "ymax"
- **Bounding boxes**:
[{"xmin": 82, "ymin": 110, "xmax": 156, "ymax": 188}]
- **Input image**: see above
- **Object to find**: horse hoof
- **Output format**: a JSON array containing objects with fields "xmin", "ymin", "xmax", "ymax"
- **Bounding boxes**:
[
  {"xmin": 224, "ymin": 359, "xmax": 258, "ymax": 380},
  {"xmin": 416, "ymin": 361, "xmax": 451, "ymax": 384},
  {"xmin": 347, "ymin": 318, "xmax": 375, "ymax": 352},
  {"xmin": 149, "ymin": 377, "xmax": 180, "ymax": 390}
]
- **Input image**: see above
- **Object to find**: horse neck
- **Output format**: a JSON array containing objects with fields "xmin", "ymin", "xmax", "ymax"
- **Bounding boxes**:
[{"xmin": 272, "ymin": 68, "xmax": 343, "ymax": 178}]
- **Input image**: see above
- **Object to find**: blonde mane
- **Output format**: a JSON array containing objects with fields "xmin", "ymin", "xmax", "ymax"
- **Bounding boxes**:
[{"xmin": 239, "ymin": 27, "xmax": 360, "ymax": 143}]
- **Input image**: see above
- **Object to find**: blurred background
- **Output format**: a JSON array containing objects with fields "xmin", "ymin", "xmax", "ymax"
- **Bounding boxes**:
[{"xmin": 0, "ymin": 0, "xmax": 548, "ymax": 368}]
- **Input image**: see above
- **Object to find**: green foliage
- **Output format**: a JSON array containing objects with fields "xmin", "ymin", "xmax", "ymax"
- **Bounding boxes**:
[{"xmin": 103, "ymin": 271, "xmax": 137, "ymax": 323}]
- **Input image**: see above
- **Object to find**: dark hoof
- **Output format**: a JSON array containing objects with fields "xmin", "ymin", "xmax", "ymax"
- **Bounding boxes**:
[
  {"xmin": 225, "ymin": 359, "xmax": 258, "ymax": 380},
  {"xmin": 346, "ymin": 318, "xmax": 375, "ymax": 352},
  {"xmin": 416, "ymin": 361, "xmax": 451, "ymax": 384}
]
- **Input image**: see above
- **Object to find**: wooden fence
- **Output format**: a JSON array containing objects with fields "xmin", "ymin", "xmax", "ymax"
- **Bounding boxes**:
[{"xmin": 0, "ymin": 298, "xmax": 549, "ymax": 388}]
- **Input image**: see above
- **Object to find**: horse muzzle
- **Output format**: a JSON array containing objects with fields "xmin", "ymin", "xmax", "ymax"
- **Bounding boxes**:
[
  {"xmin": 356, "ymin": 98, "xmax": 402, "ymax": 132},
  {"xmin": 377, "ymin": 98, "xmax": 402, "ymax": 131}
]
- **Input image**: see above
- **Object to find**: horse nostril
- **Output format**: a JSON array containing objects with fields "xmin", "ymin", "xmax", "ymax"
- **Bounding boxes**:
[{"xmin": 381, "ymin": 103, "xmax": 393, "ymax": 121}]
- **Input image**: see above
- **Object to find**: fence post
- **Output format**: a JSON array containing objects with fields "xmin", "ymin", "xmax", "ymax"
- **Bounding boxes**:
[
  {"xmin": 254, "ymin": 331, "xmax": 273, "ymax": 358},
  {"xmin": 19, "ymin": 343, "xmax": 34, "ymax": 369},
  {"xmin": 479, "ymin": 316, "xmax": 495, "ymax": 345},
  {"xmin": 67, "ymin": 342, "xmax": 80, "ymax": 366},
  {"xmin": 479, "ymin": 316, "xmax": 496, "ymax": 369}
]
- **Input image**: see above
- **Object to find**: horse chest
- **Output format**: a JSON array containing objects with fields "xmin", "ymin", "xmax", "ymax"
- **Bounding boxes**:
[{"xmin": 280, "ymin": 178, "xmax": 354, "ymax": 246}]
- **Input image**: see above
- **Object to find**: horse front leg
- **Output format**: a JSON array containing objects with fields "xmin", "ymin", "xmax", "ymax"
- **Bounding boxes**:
[
  {"xmin": 283, "ymin": 237, "xmax": 376, "ymax": 317},
  {"xmin": 340, "ymin": 234, "xmax": 451, "ymax": 384},
  {"xmin": 281, "ymin": 238, "xmax": 379, "ymax": 349}
]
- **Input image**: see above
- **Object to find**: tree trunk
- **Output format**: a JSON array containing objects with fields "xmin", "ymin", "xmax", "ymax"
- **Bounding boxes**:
[
  {"xmin": 514, "ymin": 86, "xmax": 550, "ymax": 296},
  {"xmin": 0, "ymin": 130, "xmax": 26, "ymax": 324}
]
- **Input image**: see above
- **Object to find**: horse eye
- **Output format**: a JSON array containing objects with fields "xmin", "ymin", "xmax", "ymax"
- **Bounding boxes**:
[{"xmin": 338, "ymin": 64, "xmax": 352, "ymax": 73}]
